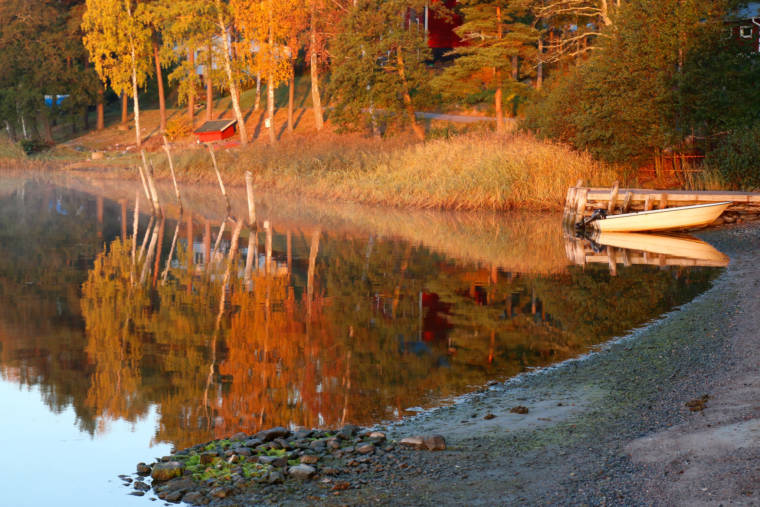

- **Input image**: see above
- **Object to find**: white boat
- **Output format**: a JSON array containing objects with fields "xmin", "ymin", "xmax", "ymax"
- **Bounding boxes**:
[
  {"xmin": 594, "ymin": 232, "xmax": 730, "ymax": 266},
  {"xmin": 589, "ymin": 202, "xmax": 731, "ymax": 232}
]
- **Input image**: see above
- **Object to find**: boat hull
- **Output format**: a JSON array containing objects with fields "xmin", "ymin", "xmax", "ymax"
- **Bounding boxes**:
[{"xmin": 592, "ymin": 202, "xmax": 731, "ymax": 232}]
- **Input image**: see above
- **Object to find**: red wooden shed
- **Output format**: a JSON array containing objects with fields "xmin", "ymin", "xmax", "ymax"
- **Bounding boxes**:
[{"xmin": 194, "ymin": 119, "xmax": 237, "ymax": 142}]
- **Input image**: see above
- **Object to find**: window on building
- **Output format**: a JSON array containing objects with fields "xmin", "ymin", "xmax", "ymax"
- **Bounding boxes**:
[
  {"xmin": 724, "ymin": 27, "xmax": 734, "ymax": 39},
  {"xmin": 740, "ymin": 25, "xmax": 753, "ymax": 38}
]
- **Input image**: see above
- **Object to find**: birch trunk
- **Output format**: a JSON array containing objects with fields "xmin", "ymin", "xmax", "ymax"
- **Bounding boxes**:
[
  {"xmin": 215, "ymin": 5, "xmax": 248, "ymax": 145},
  {"xmin": 309, "ymin": 1, "xmax": 324, "ymax": 130}
]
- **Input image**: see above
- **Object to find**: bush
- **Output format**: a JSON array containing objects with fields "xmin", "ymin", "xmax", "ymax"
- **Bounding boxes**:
[
  {"xmin": 704, "ymin": 124, "xmax": 760, "ymax": 190},
  {"xmin": 19, "ymin": 139, "xmax": 48, "ymax": 155},
  {"xmin": 165, "ymin": 118, "xmax": 193, "ymax": 141}
]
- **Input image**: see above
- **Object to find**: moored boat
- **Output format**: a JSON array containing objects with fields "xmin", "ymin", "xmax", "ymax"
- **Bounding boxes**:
[{"xmin": 584, "ymin": 201, "xmax": 731, "ymax": 232}]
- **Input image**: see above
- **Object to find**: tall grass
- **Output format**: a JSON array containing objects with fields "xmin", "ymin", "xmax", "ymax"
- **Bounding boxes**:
[{"xmin": 144, "ymin": 132, "xmax": 619, "ymax": 211}]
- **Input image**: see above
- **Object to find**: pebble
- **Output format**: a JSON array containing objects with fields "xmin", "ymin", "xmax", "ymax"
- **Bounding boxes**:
[
  {"xmin": 288, "ymin": 464, "xmax": 316, "ymax": 480},
  {"xmin": 136, "ymin": 462, "xmax": 151, "ymax": 476},
  {"xmin": 300, "ymin": 455, "xmax": 319, "ymax": 464},
  {"xmin": 357, "ymin": 443, "xmax": 375, "ymax": 454},
  {"xmin": 151, "ymin": 461, "xmax": 185, "ymax": 482}
]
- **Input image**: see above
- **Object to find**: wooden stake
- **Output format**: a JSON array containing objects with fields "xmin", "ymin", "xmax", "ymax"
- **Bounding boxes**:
[
  {"xmin": 659, "ymin": 192, "xmax": 668, "ymax": 210},
  {"xmin": 264, "ymin": 220, "xmax": 272, "ymax": 275},
  {"xmin": 621, "ymin": 191, "xmax": 632, "ymax": 213},
  {"xmin": 607, "ymin": 181, "xmax": 619, "ymax": 214},
  {"xmin": 207, "ymin": 144, "xmax": 231, "ymax": 216},
  {"xmin": 132, "ymin": 191, "xmax": 139, "ymax": 264},
  {"xmin": 644, "ymin": 195, "xmax": 653, "ymax": 211},
  {"xmin": 140, "ymin": 150, "xmax": 161, "ymax": 215},
  {"xmin": 245, "ymin": 171, "xmax": 256, "ymax": 226},
  {"xmin": 139, "ymin": 216, "xmax": 154, "ymax": 262},
  {"xmin": 139, "ymin": 221, "xmax": 160, "ymax": 284},
  {"xmin": 210, "ymin": 219, "xmax": 227, "ymax": 266},
  {"xmin": 162, "ymin": 136, "xmax": 182, "ymax": 210},
  {"xmin": 136, "ymin": 163, "xmax": 152, "ymax": 212},
  {"xmin": 162, "ymin": 216, "xmax": 182, "ymax": 284}
]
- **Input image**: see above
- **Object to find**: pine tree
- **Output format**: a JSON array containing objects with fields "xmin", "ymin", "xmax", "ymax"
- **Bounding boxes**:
[
  {"xmin": 329, "ymin": 0, "xmax": 432, "ymax": 140},
  {"xmin": 433, "ymin": 0, "xmax": 537, "ymax": 132}
]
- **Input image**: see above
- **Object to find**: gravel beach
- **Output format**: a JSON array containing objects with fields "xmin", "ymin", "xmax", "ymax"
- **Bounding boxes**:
[{"xmin": 133, "ymin": 223, "xmax": 759, "ymax": 506}]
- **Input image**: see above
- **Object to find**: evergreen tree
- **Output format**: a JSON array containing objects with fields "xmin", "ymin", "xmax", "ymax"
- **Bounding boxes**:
[
  {"xmin": 329, "ymin": 0, "xmax": 432, "ymax": 140},
  {"xmin": 524, "ymin": 0, "xmax": 740, "ymax": 164},
  {"xmin": 432, "ymin": 0, "xmax": 537, "ymax": 132}
]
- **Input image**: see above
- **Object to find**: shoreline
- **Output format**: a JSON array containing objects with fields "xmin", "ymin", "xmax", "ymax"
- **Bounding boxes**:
[{"xmin": 129, "ymin": 223, "xmax": 760, "ymax": 505}]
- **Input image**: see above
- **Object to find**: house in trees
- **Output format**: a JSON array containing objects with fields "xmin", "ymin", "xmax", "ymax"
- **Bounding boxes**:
[
  {"xmin": 726, "ymin": 2, "xmax": 760, "ymax": 53},
  {"xmin": 408, "ymin": 0, "xmax": 464, "ymax": 59}
]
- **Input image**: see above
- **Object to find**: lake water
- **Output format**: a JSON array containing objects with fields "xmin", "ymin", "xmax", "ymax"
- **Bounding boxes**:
[{"xmin": 0, "ymin": 175, "xmax": 724, "ymax": 505}]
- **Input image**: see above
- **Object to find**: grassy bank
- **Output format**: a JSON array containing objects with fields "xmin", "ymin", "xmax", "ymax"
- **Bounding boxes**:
[{"xmin": 140, "ymin": 132, "xmax": 620, "ymax": 211}]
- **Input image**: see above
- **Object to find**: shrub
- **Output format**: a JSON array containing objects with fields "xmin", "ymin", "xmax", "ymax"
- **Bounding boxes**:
[
  {"xmin": 165, "ymin": 118, "xmax": 193, "ymax": 141},
  {"xmin": 704, "ymin": 124, "xmax": 760, "ymax": 190}
]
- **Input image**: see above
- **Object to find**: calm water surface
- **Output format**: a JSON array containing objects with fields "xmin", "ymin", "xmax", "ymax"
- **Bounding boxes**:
[{"xmin": 0, "ymin": 176, "xmax": 723, "ymax": 505}]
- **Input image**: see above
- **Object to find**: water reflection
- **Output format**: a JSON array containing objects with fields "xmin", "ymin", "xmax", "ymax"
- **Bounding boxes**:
[
  {"xmin": 566, "ymin": 231, "xmax": 730, "ymax": 274},
  {"xmin": 0, "ymin": 179, "xmax": 723, "ymax": 453}
]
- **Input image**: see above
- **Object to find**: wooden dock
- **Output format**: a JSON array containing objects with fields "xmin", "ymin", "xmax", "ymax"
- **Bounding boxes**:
[{"xmin": 564, "ymin": 181, "xmax": 760, "ymax": 226}]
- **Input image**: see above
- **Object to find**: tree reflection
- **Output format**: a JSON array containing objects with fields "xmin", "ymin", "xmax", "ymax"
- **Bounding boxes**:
[{"xmin": 0, "ymin": 183, "xmax": 723, "ymax": 450}]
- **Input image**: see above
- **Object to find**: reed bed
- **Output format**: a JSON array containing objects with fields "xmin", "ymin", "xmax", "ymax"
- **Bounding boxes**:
[{"xmin": 144, "ymin": 132, "xmax": 620, "ymax": 212}]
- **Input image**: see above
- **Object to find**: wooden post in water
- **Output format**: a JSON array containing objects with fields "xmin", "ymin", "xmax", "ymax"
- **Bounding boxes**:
[
  {"xmin": 211, "ymin": 220, "xmax": 227, "ymax": 267},
  {"xmin": 659, "ymin": 192, "xmax": 668, "ymax": 210},
  {"xmin": 140, "ymin": 221, "xmax": 160, "ymax": 284},
  {"xmin": 162, "ymin": 136, "xmax": 182, "ymax": 210},
  {"xmin": 140, "ymin": 150, "xmax": 161, "ymax": 215},
  {"xmin": 152, "ymin": 217, "xmax": 165, "ymax": 286},
  {"xmin": 245, "ymin": 171, "xmax": 256, "ymax": 226},
  {"xmin": 139, "ymin": 216, "xmax": 154, "ymax": 262},
  {"xmin": 307, "ymin": 228, "xmax": 320, "ymax": 319},
  {"xmin": 286, "ymin": 231, "xmax": 292, "ymax": 279},
  {"xmin": 621, "ymin": 191, "xmax": 632, "ymax": 213},
  {"xmin": 607, "ymin": 181, "xmax": 619, "ymax": 214},
  {"xmin": 162, "ymin": 217, "xmax": 182, "ymax": 284},
  {"xmin": 120, "ymin": 199, "xmax": 127, "ymax": 242},
  {"xmin": 607, "ymin": 246, "xmax": 617, "ymax": 276},
  {"xmin": 264, "ymin": 220, "xmax": 272, "ymax": 275},
  {"xmin": 131, "ymin": 191, "xmax": 140, "ymax": 282},
  {"xmin": 244, "ymin": 232, "xmax": 255, "ymax": 291},
  {"xmin": 644, "ymin": 195, "xmax": 653, "ymax": 211},
  {"xmin": 207, "ymin": 144, "xmax": 231, "ymax": 216},
  {"xmin": 575, "ymin": 188, "xmax": 588, "ymax": 221},
  {"xmin": 136, "ymin": 164, "xmax": 153, "ymax": 214}
]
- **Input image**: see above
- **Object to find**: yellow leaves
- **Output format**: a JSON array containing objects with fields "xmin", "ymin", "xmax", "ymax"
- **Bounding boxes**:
[
  {"xmin": 231, "ymin": 0, "xmax": 307, "ymax": 86},
  {"xmin": 81, "ymin": 0, "xmax": 152, "ymax": 95}
]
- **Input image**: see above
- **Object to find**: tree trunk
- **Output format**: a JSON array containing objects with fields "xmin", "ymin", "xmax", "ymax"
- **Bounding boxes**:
[
  {"xmin": 131, "ymin": 50, "xmax": 142, "ymax": 148},
  {"xmin": 82, "ymin": 107, "xmax": 89, "ymax": 131},
  {"xmin": 267, "ymin": 75, "xmax": 276, "ymax": 144},
  {"xmin": 188, "ymin": 48, "xmax": 195, "ymax": 125},
  {"xmin": 495, "ymin": 5, "xmax": 505, "ymax": 131},
  {"xmin": 267, "ymin": 6, "xmax": 276, "ymax": 144},
  {"xmin": 121, "ymin": 91, "xmax": 128, "ymax": 125},
  {"xmin": 39, "ymin": 109, "xmax": 53, "ymax": 143},
  {"xmin": 536, "ymin": 37, "xmax": 543, "ymax": 90},
  {"xmin": 395, "ymin": 48, "xmax": 424, "ymax": 141},
  {"xmin": 97, "ymin": 87, "xmax": 104, "ymax": 130},
  {"xmin": 287, "ymin": 70, "xmax": 294, "ymax": 133},
  {"xmin": 153, "ymin": 40, "xmax": 167, "ymax": 133},
  {"xmin": 309, "ymin": 1, "xmax": 324, "ymax": 130},
  {"xmin": 206, "ymin": 42, "xmax": 214, "ymax": 121},
  {"xmin": 255, "ymin": 72, "xmax": 261, "ymax": 111},
  {"xmin": 215, "ymin": 3, "xmax": 248, "ymax": 145},
  {"xmin": 494, "ymin": 69, "xmax": 504, "ymax": 134}
]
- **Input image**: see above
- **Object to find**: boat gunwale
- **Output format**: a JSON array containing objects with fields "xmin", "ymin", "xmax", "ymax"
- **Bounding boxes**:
[{"xmin": 601, "ymin": 201, "xmax": 732, "ymax": 220}]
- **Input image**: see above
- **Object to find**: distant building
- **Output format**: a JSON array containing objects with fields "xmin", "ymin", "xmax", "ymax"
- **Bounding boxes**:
[
  {"xmin": 726, "ymin": 2, "xmax": 760, "ymax": 52},
  {"xmin": 408, "ymin": 1, "xmax": 464, "ymax": 60}
]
